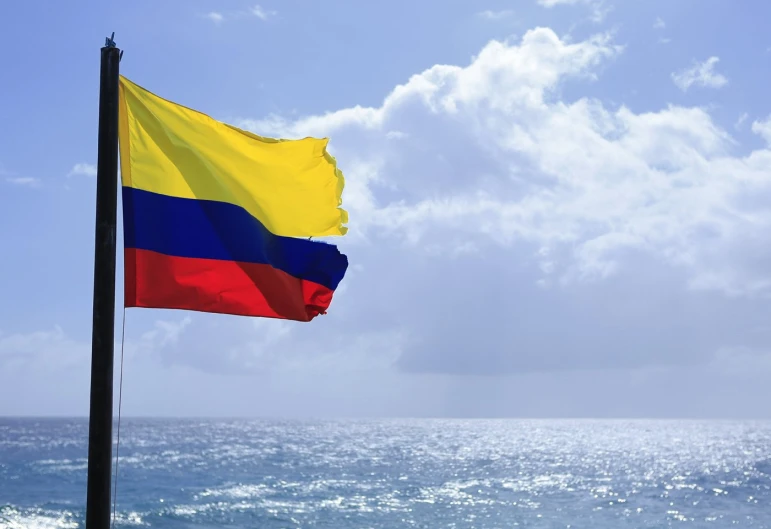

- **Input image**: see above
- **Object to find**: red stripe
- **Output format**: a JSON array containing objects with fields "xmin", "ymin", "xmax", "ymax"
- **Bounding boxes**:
[{"xmin": 124, "ymin": 248, "xmax": 336, "ymax": 321}]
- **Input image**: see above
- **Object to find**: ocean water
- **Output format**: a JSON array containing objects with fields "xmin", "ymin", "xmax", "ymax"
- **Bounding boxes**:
[{"xmin": 1, "ymin": 419, "xmax": 770, "ymax": 528}]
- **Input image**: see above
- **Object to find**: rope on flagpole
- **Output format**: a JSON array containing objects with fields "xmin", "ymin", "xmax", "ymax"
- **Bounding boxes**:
[{"xmin": 111, "ymin": 308, "xmax": 127, "ymax": 528}]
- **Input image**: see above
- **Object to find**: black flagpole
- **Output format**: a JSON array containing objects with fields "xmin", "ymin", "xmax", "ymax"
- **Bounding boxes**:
[{"xmin": 85, "ymin": 34, "xmax": 120, "ymax": 529}]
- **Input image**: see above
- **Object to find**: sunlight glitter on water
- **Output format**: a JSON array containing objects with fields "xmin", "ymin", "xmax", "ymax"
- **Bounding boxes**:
[{"xmin": 2, "ymin": 419, "xmax": 771, "ymax": 528}]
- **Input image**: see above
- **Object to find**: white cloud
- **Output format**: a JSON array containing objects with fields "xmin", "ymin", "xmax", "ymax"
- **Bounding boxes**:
[
  {"xmin": 239, "ymin": 27, "xmax": 771, "ymax": 301},
  {"xmin": 202, "ymin": 5, "xmax": 275, "ymax": 24},
  {"xmin": 537, "ymin": 0, "xmax": 581, "ymax": 5},
  {"xmin": 251, "ymin": 4, "xmax": 276, "ymax": 20},
  {"xmin": 735, "ymin": 112, "xmax": 749, "ymax": 130},
  {"xmin": 68, "ymin": 162, "xmax": 97, "ymax": 178},
  {"xmin": 653, "ymin": 17, "xmax": 670, "ymax": 44},
  {"xmin": 0, "ymin": 326, "xmax": 88, "ymax": 370},
  {"xmin": 671, "ymin": 56, "xmax": 728, "ymax": 92},
  {"xmin": 205, "ymin": 12, "xmax": 224, "ymax": 24},
  {"xmin": 386, "ymin": 130, "xmax": 408, "ymax": 140},
  {"xmin": 137, "ymin": 317, "xmax": 192, "ymax": 351},
  {"xmin": 221, "ymin": 321, "xmax": 399, "ymax": 373},
  {"xmin": 1, "ymin": 164, "xmax": 39, "ymax": 187},
  {"xmin": 477, "ymin": 9, "xmax": 515, "ymax": 20},
  {"xmin": 0, "ymin": 316, "xmax": 193, "ymax": 372},
  {"xmin": 751, "ymin": 115, "xmax": 771, "ymax": 145},
  {"xmin": 536, "ymin": 0, "xmax": 610, "ymax": 23},
  {"xmin": 5, "ymin": 176, "xmax": 40, "ymax": 188}
]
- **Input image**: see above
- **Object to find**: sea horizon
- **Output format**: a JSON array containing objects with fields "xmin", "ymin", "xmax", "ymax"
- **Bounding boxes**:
[{"xmin": 3, "ymin": 415, "xmax": 771, "ymax": 421}]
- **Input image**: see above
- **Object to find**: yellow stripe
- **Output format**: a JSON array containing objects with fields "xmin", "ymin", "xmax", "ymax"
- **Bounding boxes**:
[{"xmin": 118, "ymin": 76, "xmax": 347, "ymax": 237}]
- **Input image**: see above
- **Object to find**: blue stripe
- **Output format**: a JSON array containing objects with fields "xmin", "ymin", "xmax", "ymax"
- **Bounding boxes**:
[{"xmin": 122, "ymin": 187, "xmax": 347, "ymax": 291}]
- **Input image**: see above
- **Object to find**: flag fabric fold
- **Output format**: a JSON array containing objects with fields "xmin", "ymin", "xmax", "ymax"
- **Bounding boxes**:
[{"xmin": 118, "ymin": 76, "xmax": 348, "ymax": 321}]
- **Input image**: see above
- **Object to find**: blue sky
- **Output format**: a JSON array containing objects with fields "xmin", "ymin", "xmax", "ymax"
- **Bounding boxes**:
[{"xmin": 2, "ymin": 0, "xmax": 771, "ymax": 417}]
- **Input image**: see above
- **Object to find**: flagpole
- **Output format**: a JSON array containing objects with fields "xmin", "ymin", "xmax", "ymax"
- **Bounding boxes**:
[{"xmin": 85, "ymin": 34, "xmax": 121, "ymax": 529}]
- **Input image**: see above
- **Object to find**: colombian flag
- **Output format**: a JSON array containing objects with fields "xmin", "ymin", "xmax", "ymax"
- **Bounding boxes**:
[{"xmin": 117, "ymin": 76, "xmax": 348, "ymax": 322}]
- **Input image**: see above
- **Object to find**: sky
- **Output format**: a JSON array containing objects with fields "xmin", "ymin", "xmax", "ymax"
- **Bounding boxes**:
[{"xmin": 2, "ymin": 0, "xmax": 771, "ymax": 418}]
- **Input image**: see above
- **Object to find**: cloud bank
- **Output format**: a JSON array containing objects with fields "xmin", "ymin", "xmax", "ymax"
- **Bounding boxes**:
[{"xmin": 209, "ymin": 28, "xmax": 771, "ymax": 377}]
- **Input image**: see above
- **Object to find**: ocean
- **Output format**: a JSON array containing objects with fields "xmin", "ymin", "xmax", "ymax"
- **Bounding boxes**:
[{"xmin": 1, "ymin": 419, "xmax": 770, "ymax": 528}]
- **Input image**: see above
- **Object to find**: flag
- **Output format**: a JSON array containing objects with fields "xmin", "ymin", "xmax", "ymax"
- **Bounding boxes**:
[{"xmin": 118, "ymin": 76, "xmax": 348, "ymax": 321}]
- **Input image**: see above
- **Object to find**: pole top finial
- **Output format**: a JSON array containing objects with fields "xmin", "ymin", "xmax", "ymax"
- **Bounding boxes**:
[{"xmin": 105, "ymin": 32, "xmax": 116, "ymax": 48}]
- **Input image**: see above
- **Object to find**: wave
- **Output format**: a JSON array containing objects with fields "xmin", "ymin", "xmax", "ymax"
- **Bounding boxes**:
[
  {"xmin": 0, "ymin": 507, "xmax": 146, "ymax": 529},
  {"xmin": 0, "ymin": 507, "xmax": 78, "ymax": 529}
]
